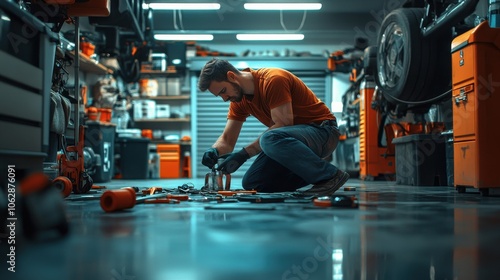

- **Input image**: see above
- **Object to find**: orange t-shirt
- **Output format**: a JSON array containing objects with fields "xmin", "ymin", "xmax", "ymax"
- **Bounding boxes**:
[{"xmin": 227, "ymin": 68, "xmax": 335, "ymax": 127}]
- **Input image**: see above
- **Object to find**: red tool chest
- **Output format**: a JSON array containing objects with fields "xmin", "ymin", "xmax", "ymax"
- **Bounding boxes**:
[{"xmin": 359, "ymin": 78, "xmax": 395, "ymax": 180}]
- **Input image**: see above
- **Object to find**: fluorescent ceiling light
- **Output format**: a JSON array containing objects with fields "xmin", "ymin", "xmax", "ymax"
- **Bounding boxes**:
[
  {"xmin": 236, "ymin": 33, "xmax": 304, "ymax": 40},
  {"xmin": 154, "ymin": 34, "xmax": 214, "ymax": 41},
  {"xmin": 244, "ymin": 3, "xmax": 322, "ymax": 10},
  {"xmin": 148, "ymin": 3, "xmax": 221, "ymax": 10}
]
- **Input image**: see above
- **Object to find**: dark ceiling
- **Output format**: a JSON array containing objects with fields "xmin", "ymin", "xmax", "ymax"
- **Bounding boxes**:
[{"xmin": 146, "ymin": 0, "xmax": 406, "ymax": 47}]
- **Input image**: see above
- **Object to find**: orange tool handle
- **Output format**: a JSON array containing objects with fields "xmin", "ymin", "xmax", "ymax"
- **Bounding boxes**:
[
  {"xmin": 218, "ymin": 190, "xmax": 257, "ymax": 196},
  {"xmin": 142, "ymin": 187, "xmax": 163, "ymax": 195},
  {"xmin": 313, "ymin": 198, "xmax": 332, "ymax": 207},
  {"xmin": 167, "ymin": 194, "xmax": 189, "ymax": 201}
]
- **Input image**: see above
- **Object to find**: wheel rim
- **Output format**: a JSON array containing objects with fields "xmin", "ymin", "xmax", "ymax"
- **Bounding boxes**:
[{"xmin": 378, "ymin": 22, "xmax": 406, "ymax": 89}]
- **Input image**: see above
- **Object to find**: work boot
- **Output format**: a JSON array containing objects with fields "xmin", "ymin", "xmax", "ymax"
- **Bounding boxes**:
[{"xmin": 301, "ymin": 169, "xmax": 350, "ymax": 196}]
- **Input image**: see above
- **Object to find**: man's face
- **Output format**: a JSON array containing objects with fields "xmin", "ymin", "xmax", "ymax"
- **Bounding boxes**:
[{"xmin": 208, "ymin": 80, "xmax": 244, "ymax": 103}]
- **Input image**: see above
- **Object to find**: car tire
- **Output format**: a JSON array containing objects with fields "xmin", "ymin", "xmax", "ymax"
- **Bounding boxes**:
[{"xmin": 376, "ymin": 8, "xmax": 438, "ymax": 105}]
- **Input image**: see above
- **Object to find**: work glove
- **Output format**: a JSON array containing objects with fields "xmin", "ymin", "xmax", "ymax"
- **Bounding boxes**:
[
  {"xmin": 202, "ymin": 147, "xmax": 219, "ymax": 168},
  {"xmin": 217, "ymin": 148, "xmax": 250, "ymax": 174}
]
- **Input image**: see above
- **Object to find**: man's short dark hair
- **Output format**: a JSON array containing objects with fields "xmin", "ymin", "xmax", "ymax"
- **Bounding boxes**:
[{"xmin": 198, "ymin": 58, "xmax": 240, "ymax": 92}]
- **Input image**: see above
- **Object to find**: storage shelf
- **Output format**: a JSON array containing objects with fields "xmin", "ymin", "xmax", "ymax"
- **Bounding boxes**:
[
  {"xmin": 66, "ymin": 51, "xmax": 113, "ymax": 75},
  {"xmin": 140, "ymin": 70, "xmax": 178, "ymax": 76},
  {"xmin": 150, "ymin": 140, "xmax": 192, "ymax": 145},
  {"xmin": 132, "ymin": 95, "xmax": 190, "ymax": 100},
  {"xmin": 189, "ymin": 56, "xmax": 328, "ymax": 72},
  {"xmin": 135, "ymin": 118, "xmax": 190, "ymax": 122}
]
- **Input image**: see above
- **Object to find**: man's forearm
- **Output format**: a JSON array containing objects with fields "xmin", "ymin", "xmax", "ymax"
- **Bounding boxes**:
[
  {"xmin": 244, "ymin": 138, "xmax": 262, "ymax": 158},
  {"xmin": 212, "ymin": 138, "xmax": 234, "ymax": 155}
]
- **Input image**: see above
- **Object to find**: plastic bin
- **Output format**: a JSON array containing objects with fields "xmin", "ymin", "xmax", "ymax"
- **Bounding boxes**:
[
  {"xmin": 392, "ymin": 133, "xmax": 447, "ymax": 186},
  {"xmin": 85, "ymin": 122, "xmax": 116, "ymax": 182},
  {"xmin": 115, "ymin": 137, "xmax": 150, "ymax": 179},
  {"xmin": 157, "ymin": 144, "xmax": 180, "ymax": 178}
]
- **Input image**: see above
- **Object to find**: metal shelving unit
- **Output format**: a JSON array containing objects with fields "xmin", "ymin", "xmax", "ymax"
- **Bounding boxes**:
[{"xmin": 0, "ymin": 1, "xmax": 59, "ymax": 175}]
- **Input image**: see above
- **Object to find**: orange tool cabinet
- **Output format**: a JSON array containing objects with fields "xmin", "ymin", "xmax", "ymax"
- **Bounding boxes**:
[
  {"xmin": 157, "ymin": 144, "xmax": 180, "ymax": 178},
  {"xmin": 451, "ymin": 21, "xmax": 500, "ymax": 194},
  {"xmin": 359, "ymin": 78, "xmax": 395, "ymax": 180}
]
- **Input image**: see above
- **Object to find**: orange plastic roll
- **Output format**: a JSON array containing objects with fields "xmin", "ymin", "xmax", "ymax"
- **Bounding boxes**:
[
  {"xmin": 19, "ymin": 172, "xmax": 51, "ymax": 196},
  {"xmin": 100, "ymin": 187, "xmax": 137, "ymax": 212}
]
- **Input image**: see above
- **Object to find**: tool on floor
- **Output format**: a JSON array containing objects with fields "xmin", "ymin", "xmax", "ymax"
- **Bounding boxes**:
[
  {"xmin": 216, "ymin": 198, "xmax": 239, "ymax": 203},
  {"xmin": 204, "ymin": 159, "xmax": 231, "ymax": 191},
  {"xmin": 142, "ymin": 187, "xmax": 163, "ymax": 195},
  {"xmin": 195, "ymin": 194, "xmax": 242, "ymax": 203},
  {"xmin": 204, "ymin": 204, "xmax": 276, "ymax": 211},
  {"xmin": 100, "ymin": 187, "xmax": 164, "ymax": 212},
  {"xmin": 178, "ymin": 183, "xmax": 199, "ymax": 194},
  {"xmin": 236, "ymin": 194, "xmax": 287, "ymax": 203},
  {"xmin": 166, "ymin": 194, "xmax": 189, "ymax": 201},
  {"xmin": 218, "ymin": 190, "xmax": 257, "ymax": 196},
  {"xmin": 99, "ymin": 188, "xmax": 188, "ymax": 212},
  {"xmin": 313, "ymin": 195, "xmax": 359, "ymax": 208},
  {"xmin": 140, "ymin": 187, "xmax": 189, "ymax": 200},
  {"xmin": 189, "ymin": 195, "xmax": 223, "ymax": 202}
]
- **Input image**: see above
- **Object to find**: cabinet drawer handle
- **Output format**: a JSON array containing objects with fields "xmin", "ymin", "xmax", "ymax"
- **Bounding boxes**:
[{"xmin": 455, "ymin": 86, "xmax": 472, "ymax": 106}]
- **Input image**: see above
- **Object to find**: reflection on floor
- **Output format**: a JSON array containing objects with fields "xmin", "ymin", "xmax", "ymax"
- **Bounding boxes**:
[{"xmin": 3, "ymin": 177, "xmax": 500, "ymax": 280}]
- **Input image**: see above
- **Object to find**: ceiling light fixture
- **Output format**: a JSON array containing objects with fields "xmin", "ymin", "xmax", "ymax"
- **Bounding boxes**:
[
  {"xmin": 154, "ymin": 34, "xmax": 214, "ymax": 41},
  {"xmin": 236, "ymin": 33, "xmax": 304, "ymax": 41},
  {"xmin": 147, "ymin": 3, "xmax": 221, "ymax": 10},
  {"xmin": 244, "ymin": 3, "xmax": 322, "ymax": 10}
]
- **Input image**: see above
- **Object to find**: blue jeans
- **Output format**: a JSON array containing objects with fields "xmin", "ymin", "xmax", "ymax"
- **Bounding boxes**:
[{"xmin": 242, "ymin": 121, "xmax": 341, "ymax": 192}]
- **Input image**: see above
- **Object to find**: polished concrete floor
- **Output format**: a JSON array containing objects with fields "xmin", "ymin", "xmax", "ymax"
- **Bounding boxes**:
[{"xmin": 3, "ymin": 176, "xmax": 500, "ymax": 280}]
